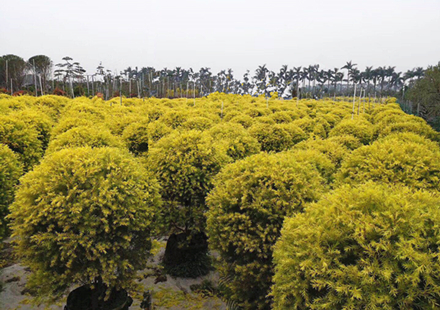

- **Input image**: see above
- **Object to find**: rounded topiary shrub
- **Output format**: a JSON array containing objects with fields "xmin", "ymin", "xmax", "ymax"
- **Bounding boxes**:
[
  {"xmin": 377, "ymin": 120, "xmax": 439, "ymax": 142},
  {"xmin": 180, "ymin": 117, "xmax": 215, "ymax": 131},
  {"xmin": 272, "ymin": 182, "xmax": 440, "ymax": 309},
  {"xmin": 0, "ymin": 115, "xmax": 43, "ymax": 171},
  {"xmin": 329, "ymin": 118, "xmax": 374, "ymax": 144},
  {"xmin": 122, "ymin": 122, "xmax": 150, "ymax": 156},
  {"xmin": 158, "ymin": 110, "xmax": 189, "ymax": 129},
  {"xmin": 51, "ymin": 117, "xmax": 97, "ymax": 138},
  {"xmin": 46, "ymin": 126, "xmax": 125, "ymax": 154},
  {"xmin": 255, "ymin": 116, "xmax": 276, "ymax": 125},
  {"xmin": 229, "ymin": 114, "xmax": 255, "ymax": 129},
  {"xmin": 248, "ymin": 123, "xmax": 304, "ymax": 153},
  {"xmin": 148, "ymin": 130, "xmax": 231, "ymax": 277},
  {"xmin": 379, "ymin": 132, "xmax": 439, "ymax": 149},
  {"xmin": 294, "ymin": 137, "xmax": 351, "ymax": 167},
  {"xmin": 206, "ymin": 152, "xmax": 327, "ymax": 309},
  {"xmin": 208, "ymin": 123, "xmax": 261, "ymax": 161},
  {"xmin": 337, "ymin": 137, "xmax": 440, "ymax": 189},
  {"xmin": 0, "ymin": 144, "xmax": 22, "ymax": 239},
  {"xmin": 326, "ymin": 134, "xmax": 362, "ymax": 150},
  {"xmin": 148, "ymin": 130, "xmax": 230, "ymax": 235},
  {"xmin": 147, "ymin": 121, "xmax": 173, "ymax": 144},
  {"xmin": 8, "ymin": 147, "xmax": 161, "ymax": 304},
  {"xmin": 10, "ymin": 109, "xmax": 54, "ymax": 150},
  {"xmin": 269, "ymin": 111, "xmax": 293, "ymax": 124},
  {"xmin": 287, "ymin": 149, "xmax": 336, "ymax": 183}
]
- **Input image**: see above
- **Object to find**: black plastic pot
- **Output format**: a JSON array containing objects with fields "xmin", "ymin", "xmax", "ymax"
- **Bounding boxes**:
[
  {"xmin": 64, "ymin": 285, "xmax": 133, "ymax": 310},
  {"xmin": 163, "ymin": 231, "xmax": 211, "ymax": 278}
]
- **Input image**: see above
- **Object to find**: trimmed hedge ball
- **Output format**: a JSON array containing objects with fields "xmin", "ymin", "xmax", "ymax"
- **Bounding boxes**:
[
  {"xmin": 206, "ymin": 152, "xmax": 327, "ymax": 309},
  {"xmin": 9, "ymin": 147, "xmax": 162, "ymax": 303},
  {"xmin": 273, "ymin": 182, "xmax": 440, "ymax": 309}
]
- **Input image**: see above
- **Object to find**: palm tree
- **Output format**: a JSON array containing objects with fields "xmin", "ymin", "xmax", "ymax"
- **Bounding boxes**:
[
  {"xmin": 341, "ymin": 61, "xmax": 357, "ymax": 95},
  {"xmin": 332, "ymin": 68, "xmax": 343, "ymax": 99},
  {"xmin": 254, "ymin": 65, "xmax": 269, "ymax": 97},
  {"xmin": 362, "ymin": 66, "xmax": 373, "ymax": 97}
]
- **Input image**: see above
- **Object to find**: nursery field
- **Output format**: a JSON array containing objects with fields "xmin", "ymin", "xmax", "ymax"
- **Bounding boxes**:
[{"xmin": 1, "ymin": 93, "xmax": 440, "ymax": 309}]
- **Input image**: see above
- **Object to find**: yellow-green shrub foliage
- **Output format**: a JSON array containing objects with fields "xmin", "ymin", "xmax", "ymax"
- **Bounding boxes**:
[
  {"xmin": 272, "ymin": 182, "xmax": 440, "ymax": 309},
  {"xmin": 34, "ymin": 95, "xmax": 68, "ymax": 119},
  {"xmin": 318, "ymin": 112, "xmax": 340, "ymax": 128},
  {"xmin": 50, "ymin": 117, "xmax": 96, "ymax": 138},
  {"xmin": 10, "ymin": 109, "xmax": 54, "ymax": 149},
  {"xmin": 158, "ymin": 110, "xmax": 189, "ymax": 129},
  {"xmin": 279, "ymin": 123, "xmax": 309, "ymax": 142},
  {"xmin": 255, "ymin": 116, "xmax": 276, "ymax": 125},
  {"xmin": 147, "ymin": 121, "xmax": 174, "ymax": 144},
  {"xmin": 269, "ymin": 111, "xmax": 293, "ymax": 124},
  {"xmin": 208, "ymin": 123, "xmax": 261, "ymax": 160},
  {"xmin": 372, "ymin": 109, "xmax": 406, "ymax": 125},
  {"xmin": 287, "ymin": 149, "xmax": 336, "ymax": 182},
  {"xmin": 148, "ymin": 130, "xmax": 230, "ymax": 235},
  {"xmin": 206, "ymin": 152, "xmax": 327, "ymax": 309},
  {"xmin": 377, "ymin": 120, "xmax": 439, "ymax": 142},
  {"xmin": 8, "ymin": 147, "xmax": 161, "ymax": 303},
  {"xmin": 291, "ymin": 117, "xmax": 315, "ymax": 133},
  {"xmin": 62, "ymin": 102, "xmax": 106, "ymax": 120},
  {"xmin": 294, "ymin": 138, "xmax": 351, "ymax": 167},
  {"xmin": 105, "ymin": 114, "xmax": 147, "ymax": 136},
  {"xmin": 249, "ymin": 123, "xmax": 306, "ymax": 153},
  {"xmin": 0, "ymin": 115, "xmax": 43, "ymax": 171},
  {"xmin": 122, "ymin": 122, "xmax": 149, "ymax": 156},
  {"xmin": 46, "ymin": 126, "xmax": 125, "ymax": 154},
  {"xmin": 326, "ymin": 134, "xmax": 362, "ymax": 150},
  {"xmin": 380, "ymin": 132, "xmax": 439, "ymax": 149},
  {"xmin": 229, "ymin": 114, "xmax": 254, "ymax": 128},
  {"xmin": 0, "ymin": 144, "xmax": 22, "ymax": 238},
  {"xmin": 180, "ymin": 117, "xmax": 215, "ymax": 131},
  {"xmin": 338, "ymin": 137, "xmax": 440, "ymax": 189},
  {"xmin": 329, "ymin": 118, "xmax": 374, "ymax": 144},
  {"xmin": 244, "ymin": 107, "xmax": 270, "ymax": 118}
]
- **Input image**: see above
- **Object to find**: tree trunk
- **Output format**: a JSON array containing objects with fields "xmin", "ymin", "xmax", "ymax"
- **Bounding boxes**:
[{"xmin": 39, "ymin": 75, "xmax": 44, "ymax": 96}]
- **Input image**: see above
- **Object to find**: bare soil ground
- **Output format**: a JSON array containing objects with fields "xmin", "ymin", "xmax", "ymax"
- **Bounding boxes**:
[{"xmin": 0, "ymin": 240, "xmax": 226, "ymax": 310}]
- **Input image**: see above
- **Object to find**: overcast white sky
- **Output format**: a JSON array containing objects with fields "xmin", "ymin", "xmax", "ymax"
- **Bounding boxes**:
[{"xmin": 1, "ymin": 0, "xmax": 439, "ymax": 78}]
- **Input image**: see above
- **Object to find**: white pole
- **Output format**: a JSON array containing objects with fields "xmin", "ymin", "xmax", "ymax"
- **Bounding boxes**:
[{"xmin": 352, "ymin": 83, "xmax": 357, "ymax": 119}]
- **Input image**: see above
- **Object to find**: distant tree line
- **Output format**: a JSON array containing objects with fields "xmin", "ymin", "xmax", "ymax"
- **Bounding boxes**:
[{"xmin": 0, "ymin": 54, "xmax": 438, "ymax": 125}]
